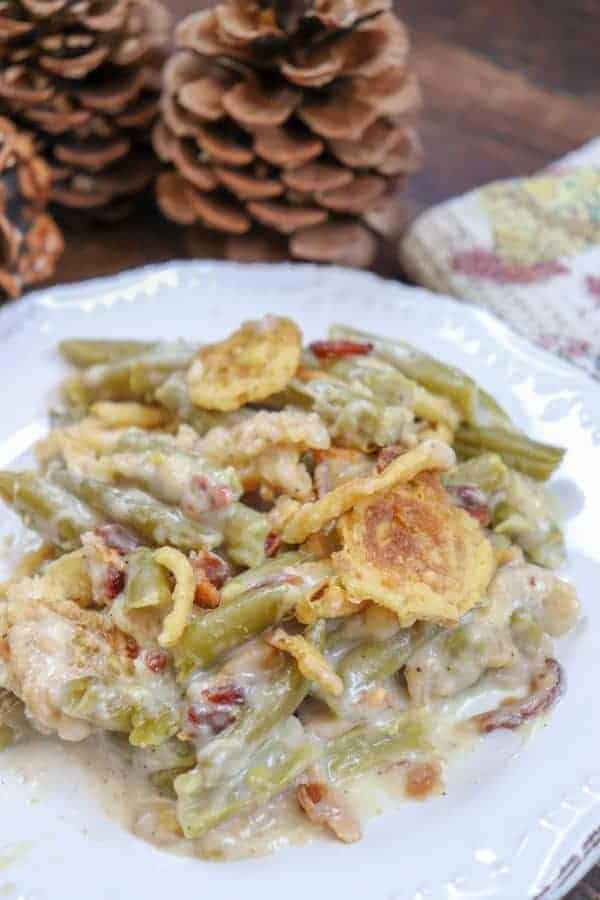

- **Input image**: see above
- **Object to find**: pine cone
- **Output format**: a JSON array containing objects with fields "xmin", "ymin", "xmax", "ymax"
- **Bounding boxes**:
[
  {"xmin": 0, "ymin": 116, "xmax": 64, "ymax": 299},
  {"xmin": 154, "ymin": 0, "xmax": 423, "ymax": 267},
  {"xmin": 0, "ymin": 0, "xmax": 169, "ymax": 220}
]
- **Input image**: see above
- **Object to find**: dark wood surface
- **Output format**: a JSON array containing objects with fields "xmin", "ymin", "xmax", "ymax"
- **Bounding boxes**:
[
  {"xmin": 45, "ymin": 4, "xmax": 600, "ymax": 896},
  {"xmin": 50, "ymin": 0, "xmax": 600, "ymax": 286}
]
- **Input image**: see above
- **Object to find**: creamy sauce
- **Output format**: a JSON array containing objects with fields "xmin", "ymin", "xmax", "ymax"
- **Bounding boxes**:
[{"xmin": 0, "ymin": 669, "xmax": 539, "ymax": 862}]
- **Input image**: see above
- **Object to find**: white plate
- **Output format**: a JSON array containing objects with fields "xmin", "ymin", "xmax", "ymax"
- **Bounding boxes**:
[{"xmin": 1, "ymin": 261, "xmax": 599, "ymax": 900}]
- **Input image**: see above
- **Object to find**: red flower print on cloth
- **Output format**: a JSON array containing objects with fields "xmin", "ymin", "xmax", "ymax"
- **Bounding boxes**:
[
  {"xmin": 585, "ymin": 275, "xmax": 600, "ymax": 302},
  {"xmin": 452, "ymin": 249, "xmax": 569, "ymax": 284},
  {"xmin": 539, "ymin": 334, "xmax": 592, "ymax": 360}
]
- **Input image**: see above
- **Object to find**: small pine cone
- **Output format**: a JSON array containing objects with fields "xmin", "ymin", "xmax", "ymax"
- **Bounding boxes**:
[
  {"xmin": 154, "ymin": 0, "xmax": 422, "ymax": 267},
  {"xmin": 0, "ymin": 116, "xmax": 64, "ymax": 299},
  {"xmin": 0, "ymin": 0, "xmax": 169, "ymax": 220}
]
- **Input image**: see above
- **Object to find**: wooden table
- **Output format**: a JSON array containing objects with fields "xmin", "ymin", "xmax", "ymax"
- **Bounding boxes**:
[{"xmin": 48, "ymin": 3, "xmax": 600, "ymax": 895}]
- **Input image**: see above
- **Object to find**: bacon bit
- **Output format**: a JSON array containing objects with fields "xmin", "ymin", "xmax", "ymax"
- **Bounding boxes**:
[
  {"xmin": 94, "ymin": 523, "xmax": 140, "ymax": 555},
  {"xmin": 194, "ymin": 578, "xmax": 221, "ymax": 609},
  {"xmin": 190, "ymin": 549, "xmax": 230, "ymax": 589},
  {"xmin": 473, "ymin": 658, "xmax": 564, "ymax": 733},
  {"xmin": 192, "ymin": 474, "xmax": 233, "ymax": 510},
  {"xmin": 125, "ymin": 637, "xmax": 139, "ymax": 660},
  {"xmin": 297, "ymin": 781, "xmax": 361, "ymax": 843},
  {"xmin": 265, "ymin": 531, "xmax": 281, "ymax": 558},
  {"xmin": 145, "ymin": 650, "xmax": 168, "ymax": 674},
  {"xmin": 376, "ymin": 444, "xmax": 406, "ymax": 473},
  {"xmin": 304, "ymin": 782, "xmax": 325, "ymax": 804},
  {"xmin": 187, "ymin": 705, "xmax": 236, "ymax": 735},
  {"xmin": 405, "ymin": 761, "xmax": 442, "ymax": 800},
  {"xmin": 309, "ymin": 339, "xmax": 373, "ymax": 361},
  {"xmin": 105, "ymin": 565, "xmax": 126, "ymax": 600},
  {"xmin": 204, "ymin": 683, "xmax": 245, "ymax": 706},
  {"xmin": 448, "ymin": 484, "xmax": 491, "ymax": 527}
]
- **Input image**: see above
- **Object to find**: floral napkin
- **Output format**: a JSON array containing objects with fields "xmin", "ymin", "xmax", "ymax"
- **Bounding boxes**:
[{"xmin": 400, "ymin": 139, "xmax": 600, "ymax": 379}]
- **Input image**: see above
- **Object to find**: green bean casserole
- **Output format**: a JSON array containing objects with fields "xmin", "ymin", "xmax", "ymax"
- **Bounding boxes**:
[{"xmin": 0, "ymin": 316, "xmax": 579, "ymax": 858}]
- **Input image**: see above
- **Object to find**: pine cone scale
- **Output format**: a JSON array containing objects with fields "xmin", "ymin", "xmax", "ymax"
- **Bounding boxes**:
[
  {"xmin": 1, "ymin": 0, "xmax": 169, "ymax": 221},
  {"xmin": 154, "ymin": 0, "xmax": 421, "ymax": 266}
]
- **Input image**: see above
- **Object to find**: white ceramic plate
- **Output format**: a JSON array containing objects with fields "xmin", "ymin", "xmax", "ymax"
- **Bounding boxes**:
[{"xmin": 1, "ymin": 261, "xmax": 599, "ymax": 900}]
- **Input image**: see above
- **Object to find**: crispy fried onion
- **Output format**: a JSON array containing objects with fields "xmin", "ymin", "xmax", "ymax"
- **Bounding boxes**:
[
  {"xmin": 89, "ymin": 402, "xmax": 170, "ymax": 429},
  {"xmin": 472, "ymin": 658, "xmax": 564, "ymax": 733},
  {"xmin": 333, "ymin": 471, "xmax": 494, "ymax": 627},
  {"xmin": 196, "ymin": 410, "xmax": 330, "ymax": 500},
  {"xmin": 36, "ymin": 417, "xmax": 123, "ymax": 465},
  {"xmin": 297, "ymin": 778, "xmax": 361, "ymax": 843},
  {"xmin": 187, "ymin": 316, "xmax": 302, "ymax": 411},
  {"xmin": 154, "ymin": 547, "xmax": 195, "ymax": 648},
  {"xmin": 281, "ymin": 439, "xmax": 456, "ymax": 545},
  {"xmin": 266, "ymin": 628, "xmax": 343, "ymax": 696},
  {"xmin": 295, "ymin": 582, "xmax": 366, "ymax": 625},
  {"xmin": 196, "ymin": 409, "xmax": 330, "ymax": 466}
]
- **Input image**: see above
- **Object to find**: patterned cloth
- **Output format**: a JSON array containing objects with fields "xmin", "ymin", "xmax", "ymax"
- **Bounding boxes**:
[{"xmin": 400, "ymin": 139, "xmax": 600, "ymax": 378}]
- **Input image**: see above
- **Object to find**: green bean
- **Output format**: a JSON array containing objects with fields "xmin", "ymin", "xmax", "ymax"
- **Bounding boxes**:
[
  {"xmin": 326, "ymin": 713, "xmax": 431, "ymax": 783},
  {"xmin": 338, "ymin": 624, "xmax": 440, "ymax": 700},
  {"xmin": 52, "ymin": 469, "xmax": 219, "ymax": 552},
  {"xmin": 455, "ymin": 425, "xmax": 565, "ymax": 481},
  {"xmin": 330, "ymin": 324, "xmax": 479, "ymax": 421},
  {"xmin": 150, "ymin": 764, "xmax": 196, "ymax": 799},
  {"xmin": 59, "ymin": 339, "xmax": 156, "ymax": 367},
  {"xmin": 220, "ymin": 551, "xmax": 310, "ymax": 604},
  {"xmin": 62, "ymin": 676, "xmax": 179, "ymax": 748},
  {"xmin": 176, "ymin": 718, "xmax": 320, "ymax": 838},
  {"xmin": 324, "ymin": 357, "xmax": 461, "ymax": 429},
  {"xmin": 108, "ymin": 438, "xmax": 266, "ymax": 566},
  {"xmin": 222, "ymin": 503, "xmax": 269, "ymax": 568},
  {"xmin": 125, "ymin": 548, "xmax": 173, "ymax": 609},
  {"xmin": 284, "ymin": 376, "xmax": 412, "ymax": 452},
  {"xmin": 175, "ymin": 561, "xmax": 332, "ymax": 676},
  {"xmin": 108, "ymin": 446, "xmax": 242, "ymax": 507},
  {"xmin": 444, "ymin": 453, "xmax": 508, "ymax": 493},
  {"xmin": 0, "ymin": 470, "xmax": 100, "ymax": 550},
  {"xmin": 192, "ymin": 658, "xmax": 310, "ymax": 789},
  {"xmin": 62, "ymin": 341, "xmax": 194, "ymax": 408}
]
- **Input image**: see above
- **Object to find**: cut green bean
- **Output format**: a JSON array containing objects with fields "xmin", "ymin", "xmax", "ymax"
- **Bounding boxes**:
[
  {"xmin": 330, "ymin": 324, "xmax": 479, "ymax": 421},
  {"xmin": 62, "ymin": 341, "xmax": 195, "ymax": 408},
  {"xmin": 52, "ymin": 469, "xmax": 219, "ymax": 552},
  {"xmin": 0, "ymin": 470, "xmax": 100, "ymax": 550},
  {"xmin": 443, "ymin": 453, "xmax": 508, "ymax": 493},
  {"xmin": 324, "ymin": 357, "xmax": 461, "ymax": 429},
  {"xmin": 326, "ymin": 713, "xmax": 431, "ymax": 783},
  {"xmin": 338, "ymin": 624, "xmax": 440, "ymax": 700},
  {"xmin": 175, "ymin": 561, "xmax": 332, "ymax": 676},
  {"xmin": 176, "ymin": 718, "xmax": 319, "ymax": 838},
  {"xmin": 455, "ymin": 425, "xmax": 565, "ymax": 481},
  {"xmin": 108, "ymin": 446, "xmax": 242, "ymax": 508},
  {"xmin": 220, "ymin": 551, "xmax": 310, "ymax": 604},
  {"xmin": 125, "ymin": 548, "xmax": 173, "ymax": 609},
  {"xmin": 222, "ymin": 503, "xmax": 269, "ymax": 568},
  {"xmin": 62, "ymin": 676, "xmax": 179, "ymax": 748},
  {"xmin": 59, "ymin": 339, "xmax": 157, "ymax": 367},
  {"xmin": 190, "ymin": 659, "xmax": 309, "ymax": 788}
]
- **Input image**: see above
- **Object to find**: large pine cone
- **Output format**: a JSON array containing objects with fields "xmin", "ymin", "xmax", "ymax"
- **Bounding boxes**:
[
  {"xmin": 0, "ymin": 116, "xmax": 64, "ymax": 298},
  {"xmin": 154, "ymin": 0, "xmax": 422, "ymax": 267},
  {"xmin": 0, "ymin": 0, "xmax": 169, "ymax": 219}
]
